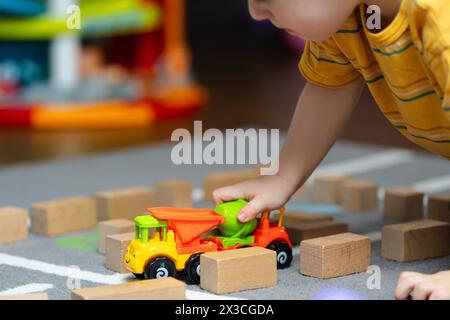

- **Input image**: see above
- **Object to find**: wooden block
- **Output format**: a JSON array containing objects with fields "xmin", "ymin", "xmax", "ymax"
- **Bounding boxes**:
[
  {"xmin": 98, "ymin": 219, "xmax": 134, "ymax": 254},
  {"xmin": 427, "ymin": 194, "xmax": 450, "ymax": 223},
  {"xmin": 280, "ymin": 211, "xmax": 333, "ymax": 225},
  {"xmin": 105, "ymin": 232, "xmax": 134, "ymax": 273},
  {"xmin": 292, "ymin": 221, "xmax": 349, "ymax": 245},
  {"xmin": 273, "ymin": 211, "xmax": 334, "ymax": 244},
  {"xmin": 0, "ymin": 292, "xmax": 48, "ymax": 300},
  {"xmin": 381, "ymin": 219, "xmax": 450, "ymax": 262},
  {"xmin": 313, "ymin": 175, "xmax": 348, "ymax": 204},
  {"xmin": 71, "ymin": 278, "xmax": 186, "ymax": 300},
  {"xmin": 300, "ymin": 233, "xmax": 371, "ymax": 279},
  {"xmin": 95, "ymin": 187, "xmax": 156, "ymax": 221},
  {"xmin": 155, "ymin": 179, "xmax": 193, "ymax": 207},
  {"xmin": 31, "ymin": 196, "xmax": 97, "ymax": 236},
  {"xmin": 341, "ymin": 179, "xmax": 378, "ymax": 213},
  {"xmin": 383, "ymin": 187, "xmax": 424, "ymax": 222},
  {"xmin": 200, "ymin": 247, "xmax": 277, "ymax": 294},
  {"xmin": 203, "ymin": 168, "xmax": 259, "ymax": 203},
  {"xmin": 0, "ymin": 207, "xmax": 28, "ymax": 244}
]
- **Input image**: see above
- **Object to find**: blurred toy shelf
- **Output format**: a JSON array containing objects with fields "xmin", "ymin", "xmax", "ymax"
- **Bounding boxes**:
[
  {"xmin": 0, "ymin": 0, "xmax": 161, "ymax": 39},
  {"xmin": 0, "ymin": 0, "xmax": 46, "ymax": 16},
  {"xmin": 0, "ymin": 0, "xmax": 207, "ymax": 130}
]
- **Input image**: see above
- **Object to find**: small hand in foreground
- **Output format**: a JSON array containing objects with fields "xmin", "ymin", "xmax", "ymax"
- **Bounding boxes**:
[
  {"xmin": 395, "ymin": 270, "xmax": 450, "ymax": 300},
  {"xmin": 212, "ymin": 174, "xmax": 296, "ymax": 223}
]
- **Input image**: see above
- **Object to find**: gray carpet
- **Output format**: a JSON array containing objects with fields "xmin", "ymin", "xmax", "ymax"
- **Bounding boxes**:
[{"xmin": 0, "ymin": 140, "xmax": 449, "ymax": 300}]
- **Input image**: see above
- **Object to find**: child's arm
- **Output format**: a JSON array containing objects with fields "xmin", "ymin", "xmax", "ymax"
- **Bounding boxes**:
[{"xmin": 213, "ymin": 79, "xmax": 364, "ymax": 222}]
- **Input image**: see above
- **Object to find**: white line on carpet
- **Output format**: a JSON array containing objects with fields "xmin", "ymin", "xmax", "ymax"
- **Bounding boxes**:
[
  {"xmin": 311, "ymin": 149, "xmax": 416, "ymax": 179},
  {"xmin": 0, "ymin": 253, "xmax": 128, "ymax": 285},
  {"xmin": 364, "ymin": 231, "xmax": 382, "ymax": 242},
  {"xmin": 192, "ymin": 149, "xmax": 416, "ymax": 197},
  {"xmin": 0, "ymin": 253, "xmax": 241, "ymax": 300},
  {"xmin": 0, "ymin": 283, "xmax": 54, "ymax": 296},
  {"xmin": 192, "ymin": 188, "xmax": 204, "ymax": 203},
  {"xmin": 186, "ymin": 290, "xmax": 243, "ymax": 300},
  {"xmin": 375, "ymin": 174, "xmax": 450, "ymax": 203},
  {"xmin": 412, "ymin": 175, "xmax": 450, "ymax": 194}
]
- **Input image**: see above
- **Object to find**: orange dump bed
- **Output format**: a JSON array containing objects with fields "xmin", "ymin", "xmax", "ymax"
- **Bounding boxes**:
[{"xmin": 147, "ymin": 207, "xmax": 225, "ymax": 244}]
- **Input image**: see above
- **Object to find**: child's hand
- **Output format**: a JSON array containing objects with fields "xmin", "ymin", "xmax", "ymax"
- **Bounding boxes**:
[
  {"xmin": 212, "ymin": 174, "xmax": 296, "ymax": 223},
  {"xmin": 395, "ymin": 271, "xmax": 450, "ymax": 300}
]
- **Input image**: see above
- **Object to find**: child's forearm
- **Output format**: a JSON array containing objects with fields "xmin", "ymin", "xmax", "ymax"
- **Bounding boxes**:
[{"xmin": 278, "ymin": 79, "xmax": 364, "ymax": 193}]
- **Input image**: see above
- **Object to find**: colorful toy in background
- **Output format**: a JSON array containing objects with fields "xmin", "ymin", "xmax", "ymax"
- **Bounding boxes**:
[
  {"xmin": 125, "ymin": 199, "xmax": 293, "ymax": 284},
  {"xmin": 0, "ymin": 0, "xmax": 206, "ymax": 130}
]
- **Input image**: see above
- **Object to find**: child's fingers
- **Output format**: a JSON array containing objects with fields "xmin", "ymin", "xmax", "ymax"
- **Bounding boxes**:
[
  {"xmin": 212, "ymin": 185, "xmax": 246, "ymax": 205},
  {"xmin": 395, "ymin": 272, "xmax": 424, "ymax": 300},
  {"xmin": 429, "ymin": 289, "xmax": 450, "ymax": 300},
  {"xmin": 410, "ymin": 281, "xmax": 435, "ymax": 300},
  {"xmin": 238, "ymin": 196, "xmax": 265, "ymax": 222}
]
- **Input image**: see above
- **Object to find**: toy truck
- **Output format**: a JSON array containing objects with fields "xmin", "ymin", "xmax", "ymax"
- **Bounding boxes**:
[{"xmin": 124, "ymin": 199, "xmax": 292, "ymax": 284}]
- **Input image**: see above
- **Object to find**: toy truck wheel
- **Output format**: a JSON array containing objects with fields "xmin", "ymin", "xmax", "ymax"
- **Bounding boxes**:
[
  {"xmin": 267, "ymin": 241, "xmax": 292, "ymax": 269},
  {"xmin": 185, "ymin": 254, "xmax": 201, "ymax": 284},
  {"xmin": 144, "ymin": 257, "xmax": 177, "ymax": 280},
  {"xmin": 133, "ymin": 273, "xmax": 145, "ymax": 280}
]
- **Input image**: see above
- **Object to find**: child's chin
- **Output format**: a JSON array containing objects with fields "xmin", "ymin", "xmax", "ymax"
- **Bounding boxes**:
[
  {"xmin": 307, "ymin": 32, "xmax": 334, "ymax": 42},
  {"xmin": 285, "ymin": 29, "xmax": 301, "ymax": 37}
]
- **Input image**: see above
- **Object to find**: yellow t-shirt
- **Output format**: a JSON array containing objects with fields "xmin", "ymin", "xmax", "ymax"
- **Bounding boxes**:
[{"xmin": 299, "ymin": 0, "xmax": 450, "ymax": 159}]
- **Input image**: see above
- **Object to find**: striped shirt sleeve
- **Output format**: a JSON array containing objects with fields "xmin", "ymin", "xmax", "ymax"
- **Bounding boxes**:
[
  {"xmin": 415, "ymin": 0, "xmax": 450, "ymax": 112},
  {"xmin": 299, "ymin": 37, "xmax": 361, "ymax": 89}
]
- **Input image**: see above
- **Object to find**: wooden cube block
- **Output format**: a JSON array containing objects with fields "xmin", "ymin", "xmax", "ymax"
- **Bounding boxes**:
[
  {"xmin": 383, "ymin": 187, "xmax": 424, "ymax": 222},
  {"xmin": 95, "ymin": 187, "xmax": 156, "ymax": 221},
  {"xmin": 71, "ymin": 278, "xmax": 186, "ymax": 300},
  {"xmin": 427, "ymin": 194, "xmax": 450, "ymax": 223},
  {"xmin": 31, "ymin": 196, "xmax": 97, "ymax": 236},
  {"xmin": 105, "ymin": 232, "xmax": 134, "ymax": 273},
  {"xmin": 155, "ymin": 180, "xmax": 193, "ymax": 207},
  {"xmin": 341, "ymin": 180, "xmax": 379, "ymax": 213},
  {"xmin": 274, "ymin": 211, "xmax": 338, "ymax": 244},
  {"xmin": 292, "ymin": 221, "xmax": 349, "ymax": 245},
  {"xmin": 280, "ymin": 211, "xmax": 333, "ymax": 225},
  {"xmin": 300, "ymin": 233, "xmax": 371, "ymax": 279},
  {"xmin": 98, "ymin": 219, "xmax": 134, "ymax": 254},
  {"xmin": 200, "ymin": 247, "xmax": 277, "ymax": 294},
  {"xmin": 0, "ymin": 207, "xmax": 28, "ymax": 244},
  {"xmin": 203, "ymin": 168, "xmax": 259, "ymax": 203},
  {"xmin": 0, "ymin": 293, "xmax": 48, "ymax": 300},
  {"xmin": 381, "ymin": 219, "xmax": 450, "ymax": 262},
  {"xmin": 313, "ymin": 175, "xmax": 348, "ymax": 204}
]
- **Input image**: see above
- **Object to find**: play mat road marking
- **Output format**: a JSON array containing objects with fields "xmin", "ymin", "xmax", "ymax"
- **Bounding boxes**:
[
  {"xmin": 309, "ymin": 149, "xmax": 416, "ymax": 182},
  {"xmin": 0, "ymin": 283, "xmax": 54, "ymax": 296},
  {"xmin": 0, "ymin": 252, "xmax": 241, "ymax": 300}
]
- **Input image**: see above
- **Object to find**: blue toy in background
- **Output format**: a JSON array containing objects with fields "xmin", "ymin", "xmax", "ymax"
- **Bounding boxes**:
[
  {"xmin": 0, "ymin": 0, "xmax": 48, "ymax": 89},
  {"xmin": 0, "ymin": 0, "xmax": 46, "ymax": 16},
  {"xmin": 0, "ymin": 42, "xmax": 48, "ymax": 87}
]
